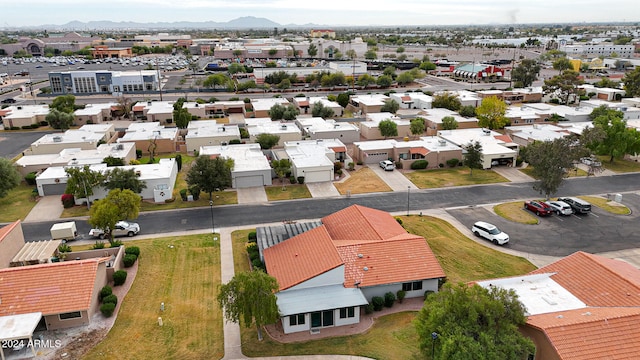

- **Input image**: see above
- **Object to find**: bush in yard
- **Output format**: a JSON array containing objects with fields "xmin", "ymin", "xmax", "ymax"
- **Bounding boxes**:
[
  {"xmin": 25, "ymin": 172, "xmax": 37, "ymax": 185},
  {"xmin": 297, "ymin": 176, "xmax": 305, "ymax": 184},
  {"xmin": 334, "ymin": 162, "xmax": 343, "ymax": 172},
  {"xmin": 248, "ymin": 231, "xmax": 257, "ymax": 242},
  {"xmin": 175, "ymin": 154, "xmax": 182, "ymax": 172},
  {"xmin": 189, "ymin": 185, "xmax": 201, "ymax": 200},
  {"xmin": 180, "ymin": 188, "xmax": 188, "ymax": 201},
  {"xmin": 384, "ymin": 291, "xmax": 396, "ymax": 307},
  {"xmin": 113, "ymin": 270, "xmax": 127, "ymax": 286},
  {"xmin": 100, "ymin": 302, "xmax": 116, "ymax": 317},
  {"xmin": 446, "ymin": 158, "xmax": 459, "ymax": 168},
  {"xmin": 123, "ymin": 254, "xmax": 137, "ymax": 267},
  {"xmin": 348, "ymin": 162, "xmax": 355, "ymax": 170},
  {"xmin": 136, "ymin": 149, "xmax": 142, "ymax": 159},
  {"xmin": 364, "ymin": 303, "xmax": 374, "ymax": 314},
  {"xmin": 102, "ymin": 294, "xmax": 118, "ymax": 306},
  {"xmin": 410, "ymin": 160, "xmax": 428, "ymax": 170},
  {"xmin": 99, "ymin": 285, "xmax": 112, "ymax": 301},
  {"xmin": 424, "ymin": 290, "xmax": 435, "ymax": 299},
  {"xmin": 289, "ymin": 176, "xmax": 297, "ymax": 184},
  {"xmin": 125, "ymin": 246, "xmax": 140, "ymax": 257},
  {"xmin": 92, "ymin": 241, "xmax": 105, "ymax": 249},
  {"xmin": 396, "ymin": 290, "xmax": 406, "ymax": 303},
  {"xmin": 61, "ymin": 194, "xmax": 75, "ymax": 208},
  {"xmin": 110, "ymin": 239, "xmax": 123, "ymax": 248},
  {"xmin": 252, "ymin": 258, "xmax": 264, "ymax": 270},
  {"xmin": 372, "ymin": 296, "xmax": 385, "ymax": 311}
]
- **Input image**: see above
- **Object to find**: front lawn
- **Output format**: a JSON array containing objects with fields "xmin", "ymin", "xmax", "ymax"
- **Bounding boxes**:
[
  {"xmin": 519, "ymin": 166, "xmax": 587, "ymax": 179},
  {"xmin": 596, "ymin": 156, "xmax": 640, "ymax": 173},
  {"xmin": 406, "ymin": 168, "xmax": 509, "ymax": 189},
  {"xmin": 334, "ymin": 167, "xmax": 392, "ymax": 195},
  {"xmin": 83, "ymin": 234, "xmax": 223, "ymax": 360},
  {"xmin": 494, "ymin": 201, "xmax": 539, "ymax": 224},
  {"xmin": 265, "ymin": 184, "xmax": 312, "ymax": 201},
  {"xmin": 0, "ymin": 183, "xmax": 38, "ymax": 222}
]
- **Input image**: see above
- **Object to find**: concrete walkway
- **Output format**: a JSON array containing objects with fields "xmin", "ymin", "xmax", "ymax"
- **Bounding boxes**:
[
  {"xmin": 368, "ymin": 165, "xmax": 418, "ymax": 191},
  {"xmin": 491, "ymin": 166, "xmax": 535, "ymax": 183},
  {"xmin": 306, "ymin": 182, "xmax": 341, "ymax": 198},
  {"xmin": 237, "ymin": 186, "xmax": 268, "ymax": 204},
  {"xmin": 23, "ymin": 195, "xmax": 64, "ymax": 223}
]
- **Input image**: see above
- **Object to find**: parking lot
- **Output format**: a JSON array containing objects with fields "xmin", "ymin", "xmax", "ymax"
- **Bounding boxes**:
[{"xmin": 448, "ymin": 192, "xmax": 640, "ymax": 257}]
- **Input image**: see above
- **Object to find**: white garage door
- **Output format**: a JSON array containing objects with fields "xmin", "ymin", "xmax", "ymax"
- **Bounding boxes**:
[
  {"xmin": 303, "ymin": 170, "xmax": 330, "ymax": 183},
  {"xmin": 364, "ymin": 152, "xmax": 389, "ymax": 164},
  {"xmin": 235, "ymin": 175, "xmax": 265, "ymax": 188}
]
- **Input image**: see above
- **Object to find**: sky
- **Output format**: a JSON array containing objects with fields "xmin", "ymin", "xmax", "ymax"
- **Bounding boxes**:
[{"xmin": 4, "ymin": 0, "xmax": 640, "ymax": 27}]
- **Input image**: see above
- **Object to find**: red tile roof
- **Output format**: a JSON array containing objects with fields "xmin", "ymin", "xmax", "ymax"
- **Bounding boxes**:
[
  {"xmin": 264, "ymin": 226, "xmax": 343, "ymax": 290},
  {"xmin": 297, "ymin": 100, "xmax": 309, "ymax": 107},
  {"xmin": 0, "ymin": 258, "xmax": 105, "ymax": 316},
  {"xmin": 0, "ymin": 220, "xmax": 21, "ymax": 244},
  {"xmin": 494, "ymin": 134, "xmax": 513, "ymax": 143},
  {"xmin": 330, "ymin": 146, "xmax": 347, "ymax": 153},
  {"xmin": 133, "ymin": 105, "xmax": 145, "ymax": 111},
  {"xmin": 530, "ymin": 251, "xmax": 640, "ymax": 307},
  {"xmin": 527, "ymin": 307, "xmax": 640, "ymax": 360},
  {"xmin": 401, "ymin": 96, "xmax": 412, "ymax": 102},
  {"xmin": 322, "ymin": 205, "xmax": 406, "ymax": 241},
  {"xmin": 409, "ymin": 147, "xmax": 429, "ymax": 156}
]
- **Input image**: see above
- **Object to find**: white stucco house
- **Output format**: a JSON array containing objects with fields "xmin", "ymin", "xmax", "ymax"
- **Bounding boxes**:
[
  {"xmin": 199, "ymin": 144, "xmax": 272, "ymax": 188},
  {"xmin": 437, "ymin": 128, "xmax": 519, "ymax": 169}
]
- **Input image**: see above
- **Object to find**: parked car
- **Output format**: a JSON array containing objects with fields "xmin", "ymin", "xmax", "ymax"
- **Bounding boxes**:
[
  {"xmin": 379, "ymin": 160, "xmax": 395, "ymax": 171},
  {"xmin": 471, "ymin": 221, "xmax": 509, "ymax": 245},
  {"xmin": 89, "ymin": 221, "xmax": 140, "ymax": 239},
  {"xmin": 557, "ymin": 197, "xmax": 592, "ymax": 214},
  {"xmin": 545, "ymin": 200, "xmax": 573, "ymax": 216},
  {"xmin": 524, "ymin": 200, "xmax": 554, "ymax": 216},
  {"xmin": 1, "ymin": 98, "xmax": 16, "ymax": 104}
]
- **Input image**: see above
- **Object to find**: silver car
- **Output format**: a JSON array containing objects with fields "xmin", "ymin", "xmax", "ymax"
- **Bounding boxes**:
[
  {"xmin": 545, "ymin": 201, "xmax": 573, "ymax": 216},
  {"xmin": 89, "ymin": 221, "xmax": 140, "ymax": 239}
]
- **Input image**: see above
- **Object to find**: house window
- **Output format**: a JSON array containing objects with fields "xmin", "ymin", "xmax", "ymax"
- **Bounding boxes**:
[
  {"xmin": 289, "ymin": 313, "xmax": 305, "ymax": 326},
  {"xmin": 59, "ymin": 311, "xmax": 82, "ymax": 320},
  {"xmin": 339, "ymin": 307, "xmax": 355, "ymax": 319},
  {"xmin": 402, "ymin": 281, "xmax": 423, "ymax": 291}
]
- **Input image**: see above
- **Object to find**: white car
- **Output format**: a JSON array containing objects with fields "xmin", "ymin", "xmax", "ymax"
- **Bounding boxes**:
[
  {"xmin": 379, "ymin": 160, "xmax": 395, "ymax": 171},
  {"xmin": 545, "ymin": 200, "xmax": 573, "ymax": 216},
  {"xmin": 89, "ymin": 221, "xmax": 140, "ymax": 239},
  {"xmin": 471, "ymin": 221, "xmax": 509, "ymax": 245}
]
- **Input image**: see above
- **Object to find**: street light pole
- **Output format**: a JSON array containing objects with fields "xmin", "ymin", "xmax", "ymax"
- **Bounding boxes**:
[
  {"xmin": 407, "ymin": 186, "xmax": 410, "ymax": 216},
  {"xmin": 209, "ymin": 199, "xmax": 215, "ymax": 235}
]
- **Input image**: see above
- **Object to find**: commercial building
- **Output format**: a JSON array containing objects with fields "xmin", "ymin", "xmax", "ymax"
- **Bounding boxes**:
[{"xmin": 48, "ymin": 70, "xmax": 159, "ymax": 95}]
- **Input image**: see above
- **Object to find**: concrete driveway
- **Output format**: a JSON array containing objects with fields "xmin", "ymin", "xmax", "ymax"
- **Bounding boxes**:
[
  {"xmin": 236, "ymin": 186, "xmax": 268, "ymax": 204},
  {"xmin": 368, "ymin": 165, "xmax": 418, "ymax": 191},
  {"xmin": 306, "ymin": 182, "xmax": 341, "ymax": 198}
]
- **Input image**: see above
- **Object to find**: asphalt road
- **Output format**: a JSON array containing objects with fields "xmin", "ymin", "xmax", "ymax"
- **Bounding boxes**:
[
  {"xmin": 0, "ymin": 130, "xmax": 56, "ymax": 159},
  {"xmin": 20, "ymin": 173, "xmax": 640, "ymax": 256}
]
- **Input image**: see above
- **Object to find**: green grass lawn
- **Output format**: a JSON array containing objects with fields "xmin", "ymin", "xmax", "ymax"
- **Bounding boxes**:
[
  {"xmin": 406, "ymin": 168, "xmax": 509, "ymax": 189},
  {"xmin": 579, "ymin": 195, "xmax": 631, "ymax": 215},
  {"xmin": 231, "ymin": 215, "xmax": 537, "ymax": 359},
  {"xmin": 494, "ymin": 201, "xmax": 539, "ymax": 224},
  {"xmin": 264, "ymin": 184, "xmax": 312, "ymax": 201},
  {"xmin": 596, "ymin": 156, "xmax": 640, "ymax": 173},
  {"xmin": 83, "ymin": 234, "xmax": 223, "ymax": 360},
  {"xmin": 0, "ymin": 183, "xmax": 39, "ymax": 222},
  {"xmin": 519, "ymin": 166, "xmax": 588, "ymax": 179}
]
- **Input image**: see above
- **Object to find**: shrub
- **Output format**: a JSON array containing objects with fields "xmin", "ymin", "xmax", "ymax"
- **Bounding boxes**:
[
  {"xmin": 110, "ymin": 239, "xmax": 123, "ymax": 247},
  {"xmin": 335, "ymin": 169, "xmax": 343, "ymax": 176},
  {"xmin": 371, "ymin": 296, "xmax": 385, "ymax": 311},
  {"xmin": 289, "ymin": 176, "xmax": 297, "ymax": 184},
  {"xmin": 30, "ymin": 124, "xmax": 40, "ymax": 129},
  {"xmin": 102, "ymin": 294, "xmax": 118, "ymax": 306},
  {"xmin": 113, "ymin": 270, "xmax": 127, "ymax": 286},
  {"xmin": 384, "ymin": 291, "xmax": 396, "ymax": 307},
  {"xmin": 334, "ymin": 162, "xmax": 343, "ymax": 172},
  {"xmin": 396, "ymin": 290, "xmax": 406, "ymax": 303},
  {"xmin": 175, "ymin": 154, "xmax": 182, "ymax": 172},
  {"xmin": 356, "ymin": 160, "xmax": 363, "ymax": 165},
  {"xmin": 129, "ymin": 159, "xmax": 141, "ymax": 165},
  {"xmin": 99, "ymin": 285, "xmax": 112, "ymax": 301},
  {"xmin": 411, "ymin": 160, "xmax": 428, "ymax": 170},
  {"xmin": 180, "ymin": 188, "xmax": 188, "ymax": 201},
  {"xmin": 446, "ymin": 158, "xmax": 459, "ymax": 168},
  {"xmin": 61, "ymin": 194, "xmax": 75, "ymax": 208},
  {"xmin": 395, "ymin": 161, "xmax": 402, "ymax": 170},
  {"xmin": 248, "ymin": 231, "xmax": 257, "ymax": 242},
  {"xmin": 92, "ymin": 241, "xmax": 105, "ymax": 249},
  {"xmin": 364, "ymin": 303, "xmax": 374, "ymax": 314},
  {"xmin": 189, "ymin": 185, "xmax": 200, "ymax": 200},
  {"xmin": 424, "ymin": 290, "xmax": 435, "ymax": 299},
  {"xmin": 136, "ymin": 149, "xmax": 142, "ymax": 159},
  {"xmin": 40, "ymin": 121, "xmax": 48, "ymax": 126},
  {"xmin": 439, "ymin": 163, "xmax": 444, "ymax": 168},
  {"xmin": 100, "ymin": 302, "xmax": 116, "ymax": 317},
  {"xmin": 348, "ymin": 162, "xmax": 355, "ymax": 171},
  {"xmin": 395, "ymin": 217, "xmax": 403, "ymax": 225},
  {"xmin": 164, "ymin": 197, "xmax": 175, "ymax": 203},
  {"xmin": 123, "ymin": 254, "xmax": 138, "ymax": 268},
  {"xmin": 125, "ymin": 246, "xmax": 140, "ymax": 257},
  {"xmin": 297, "ymin": 176, "xmax": 305, "ymax": 184},
  {"xmin": 21, "ymin": 125, "xmax": 32, "ymax": 130},
  {"xmin": 252, "ymin": 258, "xmax": 264, "ymax": 270}
]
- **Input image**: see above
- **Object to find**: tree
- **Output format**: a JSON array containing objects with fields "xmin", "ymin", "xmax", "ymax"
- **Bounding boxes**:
[
  {"xmin": 380, "ymin": 99, "xmax": 399, "ymax": 113},
  {"xmin": 415, "ymin": 282, "xmax": 534, "ymax": 360},
  {"xmin": 511, "ymin": 59, "xmax": 540, "ymax": 88},
  {"xmin": 419, "ymin": 61, "xmax": 437, "ymax": 71},
  {"xmin": 203, "ymin": 73, "xmax": 228, "ymax": 89},
  {"xmin": 441, "ymin": 116, "xmax": 459, "ymax": 130},
  {"xmin": 591, "ymin": 109, "xmax": 640, "ymax": 163},
  {"xmin": 271, "ymin": 159, "xmax": 292, "ymax": 190},
  {"xmin": 544, "ymin": 70, "xmax": 584, "ymax": 105},
  {"xmin": 50, "ymin": 94, "xmax": 76, "ymax": 113},
  {"xmin": 268, "ymin": 104, "xmax": 286, "ymax": 121},
  {"xmin": 346, "ymin": 49, "xmax": 357, "ymax": 60},
  {"xmin": 104, "ymin": 168, "xmax": 147, "ymax": 194},
  {"xmin": 186, "ymin": 156, "xmax": 233, "ymax": 200},
  {"xmin": 282, "ymin": 104, "xmax": 299, "ymax": 120},
  {"xmin": 89, "ymin": 189, "xmax": 141, "ymax": 244},
  {"xmin": 217, "ymin": 270, "xmax": 280, "ymax": 341},
  {"xmin": 396, "ymin": 72, "xmax": 415, "ymax": 85},
  {"xmin": 396, "ymin": 46, "xmax": 405, "ymax": 54},
  {"xmin": 102, "ymin": 156, "xmax": 125, "ymax": 167},
  {"xmin": 593, "ymin": 77, "xmax": 620, "ymax": 89},
  {"xmin": 336, "ymin": 93, "xmax": 350, "ymax": 108},
  {"xmin": 432, "ymin": 92, "xmax": 461, "ymax": 111},
  {"xmin": 45, "ymin": 108, "xmax": 74, "ymax": 131},
  {"xmin": 463, "ymin": 141, "xmax": 483, "ymax": 176},
  {"xmin": 525, "ymin": 138, "xmax": 579, "ymax": 198},
  {"xmin": 311, "ymin": 102, "xmax": 335, "ymax": 118},
  {"xmin": 356, "ymin": 74, "xmax": 375, "ymax": 88},
  {"xmin": 173, "ymin": 107, "xmax": 191, "ymax": 129},
  {"xmin": 378, "ymin": 119, "xmax": 398, "ymax": 138},
  {"xmin": 552, "ymin": 57, "xmax": 573, "ymax": 74},
  {"xmin": 227, "ymin": 63, "xmax": 245, "ymax": 75},
  {"xmin": 622, "ymin": 67, "xmax": 640, "ymax": 97},
  {"xmin": 476, "ymin": 96, "xmax": 509, "ymax": 130},
  {"xmin": 64, "ymin": 165, "xmax": 104, "ymax": 201},
  {"xmin": 376, "ymin": 75, "xmax": 392, "ymax": 88},
  {"xmin": 255, "ymin": 133, "xmax": 280, "ymax": 149},
  {"xmin": 116, "ymin": 96, "xmax": 134, "ymax": 119},
  {"xmin": 410, "ymin": 118, "xmax": 425, "ymax": 137},
  {"xmin": 364, "ymin": 50, "xmax": 377, "ymax": 60},
  {"xmin": 0, "ymin": 158, "xmax": 21, "ymax": 198},
  {"xmin": 307, "ymin": 43, "xmax": 318, "ymax": 58},
  {"xmin": 458, "ymin": 105, "xmax": 476, "ymax": 118}
]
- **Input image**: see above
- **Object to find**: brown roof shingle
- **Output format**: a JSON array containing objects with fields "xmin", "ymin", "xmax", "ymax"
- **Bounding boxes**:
[{"xmin": 0, "ymin": 258, "xmax": 103, "ymax": 316}]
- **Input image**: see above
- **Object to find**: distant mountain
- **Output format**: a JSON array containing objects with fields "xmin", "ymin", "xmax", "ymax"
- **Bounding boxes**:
[{"xmin": 14, "ymin": 17, "xmax": 309, "ymax": 31}]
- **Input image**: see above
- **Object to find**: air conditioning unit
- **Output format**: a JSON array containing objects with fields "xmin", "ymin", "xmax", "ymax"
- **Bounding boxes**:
[
  {"xmin": 438, "ymin": 139, "xmax": 446, "ymax": 146},
  {"xmin": 281, "ymin": 125, "xmax": 287, "ymax": 130},
  {"xmin": 52, "ymin": 136, "xmax": 62, "ymax": 142},
  {"xmin": 116, "ymin": 144, "xmax": 124, "ymax": 150}
]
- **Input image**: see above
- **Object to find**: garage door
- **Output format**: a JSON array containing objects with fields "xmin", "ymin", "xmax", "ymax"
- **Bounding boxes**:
[
  {"xmin": 364, "ymin": 152, "xmax": 389, "ymax": 164},
  {"xmin": 303, "ymin": 170, "xmax": 330, "ymax": 183},
  {"xmin": 235, "ymin": 175, "xmax": 265, "ymax": 188},
  {"xmin": 42, "ymin": 183, "xmax": 68, "ymax": 196}
]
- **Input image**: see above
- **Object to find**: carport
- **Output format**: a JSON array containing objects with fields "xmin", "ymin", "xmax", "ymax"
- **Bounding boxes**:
[{"xmin": 0, "ymin": 312, "xmax": 42, "ymax": 360}]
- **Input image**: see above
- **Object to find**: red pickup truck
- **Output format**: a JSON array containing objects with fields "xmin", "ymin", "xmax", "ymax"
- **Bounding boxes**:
[{"xmin": 524, "ymin": 200, "xmax": 553, "ymax": 216}]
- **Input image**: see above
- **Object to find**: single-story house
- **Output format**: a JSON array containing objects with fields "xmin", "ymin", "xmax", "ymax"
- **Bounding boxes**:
[
  {"xmin": 520, "ymin": 103, "xmax": 592, "ymax": 122},
  {"xmin": 420, "ymin": 108, "xmax": 478, "ymax": 135},
  {"xmin": 199, "ymin": 144, "xmax": 272, "ymax": 188},
  {"xmin": 433, "ymin": 90, "xmax": 482, "ymax": 108},
  {"xmin": 579, "ymin": 99, "xmax": 640, "ymax": 120},
  {"xmin": 504, "ymin": 124, "xmax": 568, "ymax": 146},
  {"xmin": 36, "ymin": 158, "xmax": 178, "ymax": 203},
  {"xmin": 117, "ymin": 122, "xmax": 178, "ymax": 155},
  {"xmin": 293, "ymin": 97, "xmax": 343, "ymax": 116},
  {"xmin": 245, "ymin": 118, "xmax": 302, "ymax": 147},
  {"xmin": 359, "ymin": 112, "xmax": 411, "ymax": 140},
  {"xmin": 183, "ymin": 100, "xmax": 245, "ymax": 119},
  {"xmin": 295, "ymin": 117, "xmax": 360, "ymax": 143},
  {"xmin": 349, "ymin": 94, "xmax": 389, "ymax": 114},
  {"xmin": 15, "ymin": 142, "xmax": 136, "ymax": 176},
  {"xmin": 131, "ymin": 101, "xmax": 175, "ymax": 124},
  {"xmin": 275, "ymin": 139, "xmax": 347, "ymax": 183},
  {"xmin": 353, "ymin": 137, "xmax": 462, "ymax": 169},
  {"xmin": 73, "ymin": 103, "xmax": 117, "ymax": 125},
  {"xmin": 0, "ymin": 104, "xmax": 50, "ymax": 129},
  {"xmin": 78, "ymin": 123, "xmax": 117, "ymax": 141},
  {"xmin": 24, "ymin": 129, "xmax": 105, "ymax": 156},
  {"xmin": 477, "ymin": 251, "xmax": 640, "ymax": 360},
  {"xmin": 437, "ymin": 128, "xmax": 518, "ymax": 169},
  {"xmin": 261, "ymin": 205, "xmax": 445, "ymax": 334},
  {"xmin": 185, "ymin": 120, "xmax": 241, "ymax": 152},
  {"xmin": 579, "ymin": 84, "xmax": 625, "ymax": 101},
  {"xmin": 0, "ymin": 221, "xmax": 26, "ymax": 269},
  {"xmin": 389, "ymin": 92, "xmax": 433, "ymax": 110},
  {"xmin": 477, "ymin": 87, "xmax": 543, "ymax": 104},
  {"xmin": 248, "ymin": 98, "xmax": 290, "ymax": 118}
]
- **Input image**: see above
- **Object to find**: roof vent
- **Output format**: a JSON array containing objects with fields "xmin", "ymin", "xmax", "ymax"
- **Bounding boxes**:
[
  {"xmin": 281, "ymin": 124, "xmax": 287, "ymax": 130},
  {"xmin": 357, "ymin": 253, "xmax": 363, "ymax": 258},
  {"xmin": 582, "ymin": 311, "xmax": 592, "ymax": 316},
  {"xmin": 52, "ymin": 136, "xmax": 62, "ymax": 142},
  {"xmin": 363, "ymin": 266, "xmax": 369, "ymax": 271}
]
